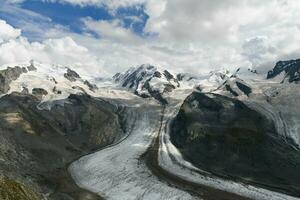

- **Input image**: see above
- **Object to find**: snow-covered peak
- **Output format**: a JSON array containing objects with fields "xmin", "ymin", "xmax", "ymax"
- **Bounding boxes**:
[
  {"xmin": 179, "ymin": 68, "xmax": 237, "ymax": 92},
  {"xmin": 178, "ymin": 67, "xmax": 265, "ymax": 93},
  {"xmin": 113, "ymin": 64, "xmax": 180, "ymax": 104},
  {"xmin": 0, "ymin": 61, "xmax": 100, "ymax": 108},
  {"xmin": 208, "ymin": 68, "xmax": 234, "ymax": 84}
]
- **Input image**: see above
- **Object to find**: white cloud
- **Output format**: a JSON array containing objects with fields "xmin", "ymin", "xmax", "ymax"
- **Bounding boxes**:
[
  {"xmin": 0, "ymin": 19, "xmax": 21, "ymax": 42},
  {"xmin": 141, "ymin": 0, "xmax": 300, "ymax": 70},
  {"xmin": 0, "ymin": 20, "xmax": 107, "ymax": 76},
  {"xmin": 82, "ymin": 18, "xmax": 142, "ymax": 44},
  {"xmin": 41, "ymin": 0, "xmax": 145, "ymax": 11},
  {"xmin": 242, "ymin": 36, "xmax": 277, "ymax": 67},
  {"xmin": 3, "ymin": 0, "xmax": 25, "ymax": 3},
  {"xmin": 79, "ymin": 0, "xmax": 300, "ymax": 73}
]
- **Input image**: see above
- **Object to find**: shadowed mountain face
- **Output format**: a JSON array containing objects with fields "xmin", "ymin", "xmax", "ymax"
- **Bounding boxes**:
[
  {"xmin": 170, "ymin": 92, "xmax": 300, "ymax": 197},
  {"xmin": 0, "ymin": 66, "xmax": 27, "ymax": 94},
  {"xmin": 267, "ymin": 59, "xmax": 300, "ymax": 83},
  {"xmin": 0, "ymin": 92, "xmax": 126, "ymax": 200}
]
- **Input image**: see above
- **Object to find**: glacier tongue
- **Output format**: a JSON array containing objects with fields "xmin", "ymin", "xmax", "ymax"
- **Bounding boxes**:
[{"xmin": 69, "ymin": 95, "xmax": 195, "ymax": 200}]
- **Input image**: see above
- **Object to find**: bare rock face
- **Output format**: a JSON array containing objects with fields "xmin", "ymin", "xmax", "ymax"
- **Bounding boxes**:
[
  {"xmin": 171, "ymin": 92, "xmax": 300, "ymax": 197},
  {"xmin": 0, "ymin": 92, "xmax": 126, "ymax": 200},
  {"xmin": 27, "ymin": 64, "xmax": 37, "ymax": 72},
  {"xmin": 267, "ymin": 59, "xmax": 300, "ymax": 83},
  {"xmin": 0, "ymin": 66, "xmax": 26, "ymax": 94},
  {"xmin": 27, "ymin": 60, "xmax": 37, "ymax": 72},
  {"xmin": 72, "ymin": 85, "xmax": 87, "ymax": 94},
  {"xmin": 219, "ymin": 78, "xmax": 252, "ymax": 97},
  {"xmin": 64, "ymin": 68, "xmax": 81, "ymax": 82},
  {"xmin": 176, "ymin": 73, "xmax": 199, "ymax": 81},
  {"xmin": 32, "ymin": 88, "xmax": 48, "ymax": 100},
  {"xmin": 52, "ymin": 86, "xmax": 62, "ymax": 94},
  {"xmin": 21, "ymin": 87, "xmax": 29, "ymax": 94},
  {"xmin": 84, "ymin": 80, "xmax": 98, "ymax": 92}
]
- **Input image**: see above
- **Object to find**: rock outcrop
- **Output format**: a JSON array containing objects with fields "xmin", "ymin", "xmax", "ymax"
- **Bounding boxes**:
[
  {"xmin": 0, "ymin": 66, "xmax": 27, "ymax": 94},
  {"xmin": 219, "ymin": 77, "xmax": 252, "ymax": 97},
  {"xmin": 84, "ymin": 80, "xmax": 98, "ymax": 92},
  {"xmin": 267, "ymin": 59, "xmax": 300, "ymax": 83},
  {"xmin": 64, "ymin": 68, "xmax": 81, "ymax": 82},
  {"xmin": 32, "ymin": 88, "xmax": 48, "ymax": 100}
]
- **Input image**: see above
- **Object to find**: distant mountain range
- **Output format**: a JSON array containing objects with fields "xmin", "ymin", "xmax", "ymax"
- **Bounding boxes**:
[{"xmin": 0, "ymin": 58, "xmax": 299, "ymax": 200}]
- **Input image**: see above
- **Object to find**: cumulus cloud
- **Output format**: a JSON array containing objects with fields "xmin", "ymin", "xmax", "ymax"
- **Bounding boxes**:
[
  {"xmin": 0, "ymin": 20, "xmax": 107, "ymax": 76},
  {"xmin": 82, "ymin": 18, "xmax": 142, "ymax": 44},
  {"xmin": 142, "ymin": 0, "xmax": 300, "ymax": 67},
  {"xmin": 0, "ymin": 19, "xmax": 21, "ymax": 42},
  {"xmin": 80, "ymin": 0, "xmax": 300, "ymax": 73},
  {"xmin": 242, "ymin": 36, "xmax": 277, "ymax": 67}
]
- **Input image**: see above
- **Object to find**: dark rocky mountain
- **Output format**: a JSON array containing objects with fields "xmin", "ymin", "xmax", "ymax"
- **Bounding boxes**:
[
  {"xmin": 267, "ymin": 59, "xmax": 300, "ymax": 83},
  {"xmin": 64, "ymin": 68, "xmax": 81, "ymax": 82},
  {"xmin": 84, "ymin": 80, "xmax": 98, "ymax": 92},
  {"xmin": 113, "ymin": 64, "xmax": 180, "ymax": 104},
  {"xmin": 0, "ymin": 66, "xmax": 27, "ymax": 94},
  {"xmin": 0, "ymin": 63, "xmax": 38, "ymax": 95},
  {"xmin": 0, "ymin": 92, "xmax": 127, "ymax": 200},
  {"xmin": 170, "ymin": 91, "xmax": 300, "ymax": 197}
]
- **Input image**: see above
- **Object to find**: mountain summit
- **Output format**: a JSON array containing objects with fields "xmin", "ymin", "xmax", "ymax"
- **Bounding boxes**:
[{"xmin": 113, "ymin": 64, "xmax": 180, "ymax": 104}]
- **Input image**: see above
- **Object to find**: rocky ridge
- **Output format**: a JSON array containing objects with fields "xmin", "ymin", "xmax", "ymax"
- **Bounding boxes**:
[
  {"xmin": 113, "ymin": 64, "xmax": 180, "ymax": 104},
  {"xmin": 267, "ymin": 59, "xmax": 300, "ymax": 83}
]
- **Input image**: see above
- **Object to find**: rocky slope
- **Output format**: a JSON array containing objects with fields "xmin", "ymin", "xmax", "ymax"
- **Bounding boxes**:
[
  {"xmin": 0, "ymin": 62, "xmax": 129, "ymax": 200},
  {"xmin": 0, "ymin": 176, "xmax": 41, "ymax": 200}
]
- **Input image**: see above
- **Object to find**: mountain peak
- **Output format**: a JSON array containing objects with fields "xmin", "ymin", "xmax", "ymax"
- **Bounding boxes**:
[
  {"xmin": 0, "ymin": 61, "xmax": 99, "ymax": 109},
  {"xmin": 113, "ymin": 64, "xmax": 180, "ymax": 104}
]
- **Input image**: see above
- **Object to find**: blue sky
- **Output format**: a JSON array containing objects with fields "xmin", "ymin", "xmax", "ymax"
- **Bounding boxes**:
[
  {"xmin": 0, "ymin": 0, "xmax": 148, "ymax": 41},
  {"xmin": 21, "ymin": 1, "xmax": 112, "ymax": 35}
]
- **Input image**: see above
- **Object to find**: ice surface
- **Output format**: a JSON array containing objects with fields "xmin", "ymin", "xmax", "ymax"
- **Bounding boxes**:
[{"xmin": 69, "ymin": 95, "xmax": 196, "ymax": 200}]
